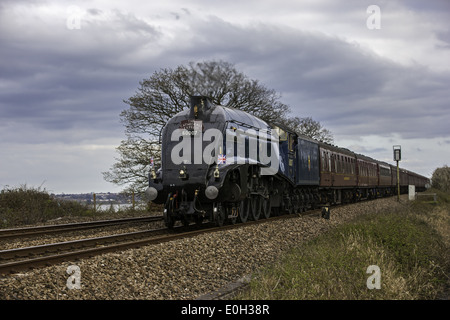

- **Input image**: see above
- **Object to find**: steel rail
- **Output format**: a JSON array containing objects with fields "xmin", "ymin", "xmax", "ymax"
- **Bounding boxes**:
[
  {"xmin": 0, "ymin": 212, "xmax": 313, "ymax": 275},
  {"xmin": 0, "ymin": 215, "xmax": 164, "ymax": 240}
]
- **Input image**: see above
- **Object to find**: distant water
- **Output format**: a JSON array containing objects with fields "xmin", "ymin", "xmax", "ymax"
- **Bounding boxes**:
[{"xmin": 91, "ymin": 203, "xmax": 137, "ymax": 212}]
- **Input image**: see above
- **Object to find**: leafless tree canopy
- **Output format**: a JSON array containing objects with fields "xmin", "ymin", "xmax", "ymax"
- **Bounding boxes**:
[
  {"xmin": 282, "ymin": 116, "xmax": 334, "ymax": 143},
  {"xmin": 103, "ymin": 60, "xmax": 333, "ymax": 191}
]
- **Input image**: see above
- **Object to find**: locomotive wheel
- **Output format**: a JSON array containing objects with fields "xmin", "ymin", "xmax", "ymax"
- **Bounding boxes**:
[
  {"xmin": 238, "ymin": 199, "xmax": 249, "ymax": 223},
  {"xmin": 249, "ymin": 195, "xmax": 261, "ymax": 221},
  {"xmin": 164, "ymin": 196, "xmax": 175, "ymax": 229},
  {"xmin": 194, "ymin": 214, "xmax": 203, "ymax": 227},
  {"xmin": 214, "ymin": 203, "xmax": 225, "ymax": 227},
  {"xmin": 182, "ymin": 216, "xmax": 190, "ymax": 228},
  {"xmin": 164, "ymin": 209, "xmax": 175, "ymax": 229},
  {"xmin": 261, "ymin": 196, "xmax": 271, "ymax": 219}
]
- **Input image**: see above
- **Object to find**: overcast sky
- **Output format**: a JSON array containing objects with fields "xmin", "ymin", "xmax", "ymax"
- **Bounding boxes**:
[{"xmin": 1, "ymin": 0, "xmax": 449, "ymax": 194}]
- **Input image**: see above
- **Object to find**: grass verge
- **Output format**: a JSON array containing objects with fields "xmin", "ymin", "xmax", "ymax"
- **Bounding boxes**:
[{"xmin": 237, "ymin": 189, "xmax": 450, "ymax": 300}]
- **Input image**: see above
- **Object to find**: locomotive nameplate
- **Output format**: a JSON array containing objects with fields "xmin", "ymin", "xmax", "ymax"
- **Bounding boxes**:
[{"xmin": 179, "ymin": 120, "xmax": 203, "ymax": 136}]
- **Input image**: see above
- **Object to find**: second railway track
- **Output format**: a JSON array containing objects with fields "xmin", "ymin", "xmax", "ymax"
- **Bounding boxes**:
[
  {"xmin": 0, "ymin": 211, "xmax": 316, "ymax": 275},
  {"xmin": 0, "ymin": 215, "xmax": 164, "ymax": 240}
]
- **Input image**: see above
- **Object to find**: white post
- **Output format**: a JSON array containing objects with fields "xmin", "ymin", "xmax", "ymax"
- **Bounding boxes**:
[{"xmin": 408, "ymin": 185, "xmax": 415, "ymax": 201}]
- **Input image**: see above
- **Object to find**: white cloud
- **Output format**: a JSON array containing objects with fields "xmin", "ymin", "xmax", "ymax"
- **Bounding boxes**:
[
  {"xmin": 0, "ymin": 139, "xmax": 122, "ymax": 194},
  {"xmin": 335, "ymin": 134, "xmax": 447, "ymax": 178}
]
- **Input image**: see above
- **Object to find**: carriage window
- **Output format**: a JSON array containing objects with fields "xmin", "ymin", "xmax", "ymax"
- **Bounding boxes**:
[
  {"xmin": 334, "ymin": 155, "xmax": 337, "ymax": 173},
  {"xmin": 322, "ymin": 150, "xmax": 326, "ymax": 171},
  {"xmin": 328, "ymin": 153, "xmax": 331, "ymax": 172}
]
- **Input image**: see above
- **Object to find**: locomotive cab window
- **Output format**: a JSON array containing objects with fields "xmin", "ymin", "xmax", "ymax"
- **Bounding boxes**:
[
  {"xmin": 322, "ymin": 150, "xmax": 326, "ymax": 171},
  {"xmin": 275, "ymin": 127, "xmax": 288, "ymax": 141},
  {"xmin": 288, "ymin": 134, "xmax": 295, "ymax": 152}
]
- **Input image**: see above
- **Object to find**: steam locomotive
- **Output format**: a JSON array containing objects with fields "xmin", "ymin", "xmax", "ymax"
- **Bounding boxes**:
[{"xmin": 146, "ymin": 96, "xmax": 430, "ymax": 228}]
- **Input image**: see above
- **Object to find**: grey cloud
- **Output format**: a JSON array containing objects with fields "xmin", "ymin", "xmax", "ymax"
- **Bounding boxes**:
[
  {"xmin": 0, "ymin": 6, "xmax": 162, "ymax": 145},
  {"xmin": 436, "ymin": 29, "xmax": 450, "ymax": 49},
  {"xmin": 347, "ymin": 145, "xmax": 388, "ymax": 154},
  {"xmin": 1, "ymin": 4, "xmax": 449, "ymax": 147},
  {"xmin": 402, "ymin": 0, "xmax": 450, "ymax": 12},
  {"xmin": 169, "ymin": 15, "xmax": 449, "ymax": 140},
  {"xmin": 0, "ymin": 1, "xmax": 447, "ymax": 193},
  {"xmin": 438, "ymin": 140, "xmax": 450, "ymax": 146},
  {"xmin": 87, "ymin": 8, "xmax": 103, "ymax": 16}
]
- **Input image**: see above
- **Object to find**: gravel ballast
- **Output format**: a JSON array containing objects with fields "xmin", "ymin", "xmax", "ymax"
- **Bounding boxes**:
[{"xmin": 0, "ymin": 196, "xmax": 406, "ymax": 300}]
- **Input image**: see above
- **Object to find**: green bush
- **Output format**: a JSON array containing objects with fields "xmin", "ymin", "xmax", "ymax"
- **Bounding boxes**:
[
  {"xmin": 432, "ymin": 165, "xmax": 450, "ymax": 192},
  {"xmin": 0, "ymin": 185, "xmax": 92, "ymax": 228}
]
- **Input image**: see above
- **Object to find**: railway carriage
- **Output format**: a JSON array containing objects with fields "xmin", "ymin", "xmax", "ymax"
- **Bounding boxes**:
[
  {"xmin": 318, "ymin": 143, "xmax": 357, "ymax": 204},
  {"xmin": 377, "ymin": 161, "xmax": 393, "ymax": 196},
  {"xmin": 355, "ymin": 154, "xmax": 379, "ymax": 200},
  {"xmin": 408, "ymin": 171, "xmax": 427, "ymax": 190}
]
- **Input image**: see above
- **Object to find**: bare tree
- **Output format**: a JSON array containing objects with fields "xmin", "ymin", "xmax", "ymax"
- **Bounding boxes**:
[
  {"xmin": 282, "ymin": 116, "xmax": 334, "ymax": 143},
  {"xmin": 103, "ymin": 60, "xmax": 332, "ymax": 191}
]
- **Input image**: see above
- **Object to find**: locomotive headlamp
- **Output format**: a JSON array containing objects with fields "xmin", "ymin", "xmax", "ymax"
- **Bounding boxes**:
[
  {"xmin": 205, "ymin": 186, "xmax": 219, "ymax": 200},
  {"xmin": 214, "ymin": 165, "xmax": 220, "ymax": 180},
  {"xmin": 150, "ymin": 167, "xmax": 157, "ymax": 180},
  {"xmin": 145, "ymin": 187, "xmax": 158, "ymax": 201},
  {"xmin": 194, "ymin": 105, "xmax": 198, "ymax": 118},
  {"xmin": 179, "ymin": 166, "xmax": 188, "ymax": 179}
]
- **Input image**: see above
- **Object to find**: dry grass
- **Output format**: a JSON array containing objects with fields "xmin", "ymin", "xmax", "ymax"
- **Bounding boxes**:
[{"xmin": 237, "ymin": 191, "xmax": 450, "ymax": 300}]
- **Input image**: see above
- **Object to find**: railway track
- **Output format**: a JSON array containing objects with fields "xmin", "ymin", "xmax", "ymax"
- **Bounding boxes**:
[
  {"xmin": 0, "ymin": 215, "xmax": 164, "ymax": 240},
  {"xmin": 0, "ymin": 226, "xmax": 170, "ymax": 275},
  {"xmin": 0, "ymin": 211, "xmax": 314, "ymax": 275}
]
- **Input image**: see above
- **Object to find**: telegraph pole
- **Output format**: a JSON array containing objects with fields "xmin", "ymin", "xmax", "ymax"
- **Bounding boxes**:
[{"xmin": 393, "ymin": 145, "xmax": 401, "ymax": 202}]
